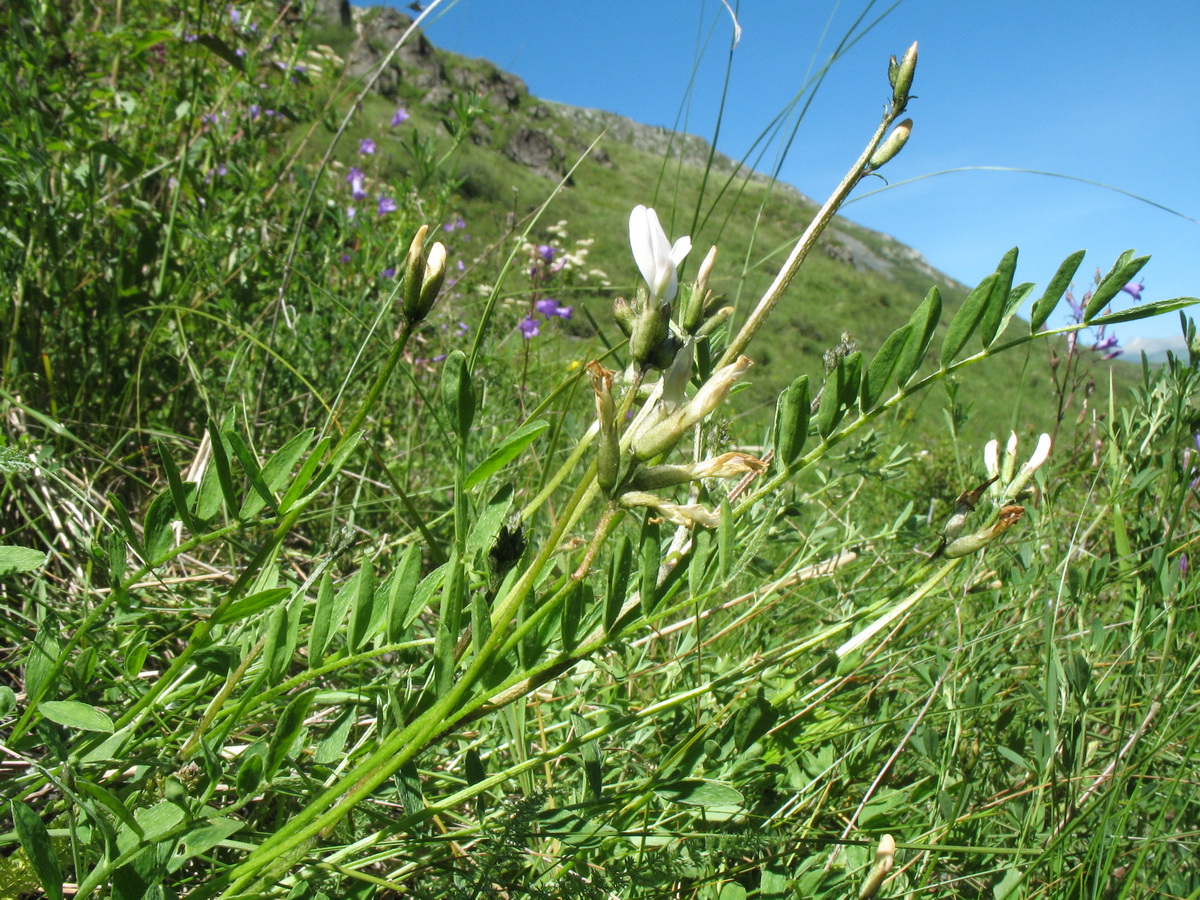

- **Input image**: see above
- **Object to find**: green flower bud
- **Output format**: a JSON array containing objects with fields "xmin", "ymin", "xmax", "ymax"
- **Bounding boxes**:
[
  {"xmin": 440, "ymin": 350, "xmax": 475, "ymax": 440},
  {"xmin": 631, "ymin": 356, "xmax": 751, "ymax": 460},
  {"xmin": 613, "ymin": 297, "xmax": 637, "ymax": 336},
  {"xmin": 868, "ymin": 119, "xmax": 912, "ymax": 170},
  {"xmin": 892, "ymin": 41, "xmax": 917, "ymax": 110},
  {"xmin": 402, "ymin": 224, "xmax": 430, "ymax": 322},
  {"xmin": 415, "ymin": 240, "xmax": 447, "ymax": 321},
  {"xmin": 682, "ymin": 245, "xmax": 717, "ymax": 333},
  {"xmin": 630, "ymin": 297, "xmax": 672, "ymax": 370},
  {"xmin": 588, "ymin": 361, "xmax": 620, "ymax": 495}
]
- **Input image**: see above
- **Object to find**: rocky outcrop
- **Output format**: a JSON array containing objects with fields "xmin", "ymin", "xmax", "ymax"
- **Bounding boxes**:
[{"xmin": 504, "ymin": 126, "xmax": 565, "ymax": 180}]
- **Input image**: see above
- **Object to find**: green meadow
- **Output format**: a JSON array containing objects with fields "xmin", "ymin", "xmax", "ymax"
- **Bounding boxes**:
[{"xmin": 2, "ymin": 3, "xmax": 1198, "ymax": 898}]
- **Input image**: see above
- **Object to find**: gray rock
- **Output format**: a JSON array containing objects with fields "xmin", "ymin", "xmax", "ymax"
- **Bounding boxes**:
[
  {"xmin": 505, "ymin": 126, "xmax": 565, "ymax": 179},
  {"xmin": 309, "ymin": 0, "xmax": 352, "ymax": 29}
]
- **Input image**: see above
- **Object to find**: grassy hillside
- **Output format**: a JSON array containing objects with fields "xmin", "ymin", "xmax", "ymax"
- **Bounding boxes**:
[{"xmin": 299, "ymin": 4, "xmax": 1147, "ymax": 453}]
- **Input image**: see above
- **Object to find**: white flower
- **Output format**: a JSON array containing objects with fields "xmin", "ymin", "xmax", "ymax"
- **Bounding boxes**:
[{"xmin": 629, "ymin": 205, "xmax": 692, "ymax": 301}]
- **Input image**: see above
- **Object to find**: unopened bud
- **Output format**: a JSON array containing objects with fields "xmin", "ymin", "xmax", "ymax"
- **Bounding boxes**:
[
  {"xmin": 858, "ymin": 834, "xmax": 896, "ymax": 900},
  {"xmin": 440, "ymin": 350, "xmax": 475, "ymax": 440},
  {"xmin": 632, "ymin": 356, "xmax": 751, "ymax": 460},
  {"xmin": 696, "ymin": 305, "xmax": 733, "ymax": 341},
  {"xmin": 630, "ymin": 296, "xmax": 672, "ymax": 370},
  {"xmin": 892, "ymin": 41, "xmax": 917, "ymax": 110},
  {"xmin": 613, "ymin": 297, "xmax": 636, "ymax": 336},
  {"xmin": 402, "ymin": 224, "xmax": 430, "ymax": 322},
  {"xmin": 588, "ymin": 361, "xmax": 620, "ymax": 495},
  {"xmin": 683, "ymin": 246, "xmax": 718, "ymax": 333},
  {"xmin": 415, "ymin": 241, "xmax": 447, "ymax": 319},
  {"xmin": 868, "ymin": 119, "xmax": 912, "ymax": 170}
]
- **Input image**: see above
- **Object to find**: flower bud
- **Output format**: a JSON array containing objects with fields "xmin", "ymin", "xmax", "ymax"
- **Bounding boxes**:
[
  {"xmin": 695, "ymin": 305, "xmax": 733, "ymax": 340},
  {"xmin": 402, "ymin": 224, "xmax": 430, "ymax": 322},
  {"xmin": 588, "ymin": 361, "xmax": 620, "ymax": 495},
  {"xmin": 632, "ymin": 356, "xmax": 751, "ymax": 460},
  {"xmin": 892, "ymin": 41, "xmax": 917, "ymax": 110},
  {"xmin": 682, "ymin": 245, "xmax": 718, "ymax": 333},
  {"xmin": 630, "ymin": 296, "xmax": 672, "ymax": 370},
  {"xmin": 858, "ymin": 835, "xmax": 896, "ymax": 900},
  {"xmin": 440, "ymin": 349, "xmax": 475, "ymax": 440},
  {"xmin": 613, "ymin": 297, "xmax": 637, "ymax": 336},
  {"xmin": 415, "ymin": 241, "xmax": 447, "ymax": 320},
  {"xmin": 868, "ymin": 119, "xmax": 912, "ymax": 170}
]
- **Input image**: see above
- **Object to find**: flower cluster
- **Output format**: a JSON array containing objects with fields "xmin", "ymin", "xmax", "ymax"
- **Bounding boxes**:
[{"xmin": 518, "ymin": 299, "xmax": 573, "ymax": 341}]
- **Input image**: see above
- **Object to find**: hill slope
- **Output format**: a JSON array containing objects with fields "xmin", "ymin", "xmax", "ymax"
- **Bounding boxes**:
[{"xmin": 307, "ymin": 2, "xmax": 1141, "ymax": 445}]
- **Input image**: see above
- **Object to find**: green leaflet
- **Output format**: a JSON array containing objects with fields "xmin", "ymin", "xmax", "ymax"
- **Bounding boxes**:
[
  {"xmin": 940, "ymin": 273, "xmax": 996, "ymax": 367},
  {"xmin": 860, "ymin": 323, "xmax": 911, "ymax": 411},
  {"xmin": 1030, "ymin": 249, "xmax": 1085, "ymax": 332},
  {"xmin": 1084, "ymin": 250, "xmax": 1150, "ymax": 322},
  {"xmin": 979, "ymin": 247, "xmax": 1018, "ymax": 346},
  {"xmin": 896, "ymin": 286, "xmax": 941, "ymax": 386}
]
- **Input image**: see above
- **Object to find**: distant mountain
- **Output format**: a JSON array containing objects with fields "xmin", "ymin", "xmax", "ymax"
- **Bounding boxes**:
[
  {"xmin": 308, "ymin": 2, "xmax": 1141, "ymax": 438},
  {"xmin": 1123, "ymin": 335, "xmax": 1189, "ymax": 365}
]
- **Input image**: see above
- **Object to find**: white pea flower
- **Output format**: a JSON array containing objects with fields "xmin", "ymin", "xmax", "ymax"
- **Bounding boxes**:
[
  {"xmin": 629, "ymin": 205, "xmax": 691, "ymax": 301},
  {"xmin": 984, "ymin": 431, "xmax": 1052, "ymax": 504}
]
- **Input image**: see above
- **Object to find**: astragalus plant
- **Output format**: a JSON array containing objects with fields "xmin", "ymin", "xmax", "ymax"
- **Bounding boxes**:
[{"xmin": 4, "ymin": 27, "xmax": 1200, "ymax": 900}]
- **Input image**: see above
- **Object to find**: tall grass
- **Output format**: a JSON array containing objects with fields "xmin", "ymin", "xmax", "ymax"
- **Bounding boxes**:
[{"xmin": 2, "ymin": 2, "xmax": 1198, "ymax": 899}]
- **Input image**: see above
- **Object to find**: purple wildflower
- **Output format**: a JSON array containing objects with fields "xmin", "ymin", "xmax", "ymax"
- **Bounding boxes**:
[
  {"xmin": 347, "ymin": 207, "xmax": 357, "ymax": 220},
  {"xmin": 377, "ymin": 195, "xmax": 398, "ymax": 216},
  {"xmin": 346, "ymin": 167, "xmax": 367, "ymax": 200},
  {"xmin": 1181, "ymin": 553, "xmax": 1190, "ymax": 575},
  {"xmin": 359, "ymin": 138, "xmax": 376, "ymax": 156},
  {"xmin": 229, "ymin": 6, "xmax": 240, "ymax": 24},
  {"xmin": 249, "ymin": 104, "xmax": 260, "ymax": 120},
  {"xmin": 381, "ymin": 267, "xmax": 397, "ymax": 279},
  {"xmin": 235, "ymin": 47, "xmax": 246, "ymax": 58},
  {"xmin": 1121, "ymin": 280, "xmax": 1145, "ymax": 301},
  {"xmin": 457, "ymin": 321, "xmax": 470, "ymax": 335},
  {"xmin": 535, "ymin": 298, "xmax": 572, "ymax": 319},
  {"xmin": 340, "ymin": 253, "xmax": 352, "ymax": 263},
  {"xmin": 456, "ymin": 259, "xmax": 465, "ymax": 272},
  {"xmin": 1065, "ymin": 289, "xmax": 1083, "ymax": 321},
  {"xmin": 518, "ymin": 316, "xmax": 541, "ymax": 340},
  {"xmin": 391, "ymin": 107, "xmax": 410, "ymax": 127},
  {"xmin": 443, "ymin": 216, "xmax": 466, "ymax": 232},
  {"xmin": 537, "ymin": 244, "xmax": 556, "ymax": 263}
]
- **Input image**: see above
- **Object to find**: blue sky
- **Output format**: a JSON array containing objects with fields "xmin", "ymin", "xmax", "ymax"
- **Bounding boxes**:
[{"xmin": 401, "ymin": 0, "xmax": 1199, "ymax": 351}]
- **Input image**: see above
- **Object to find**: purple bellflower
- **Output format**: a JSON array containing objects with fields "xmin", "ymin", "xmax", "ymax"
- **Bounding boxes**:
[
  {"xmin": 346, "ymin": 167, "xmax": 367, "ymax": 200},
  {"xmin": 519, "ymin": 316, "xmax": 541, "ymax": 340}
]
